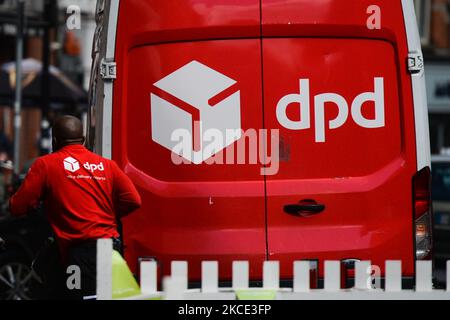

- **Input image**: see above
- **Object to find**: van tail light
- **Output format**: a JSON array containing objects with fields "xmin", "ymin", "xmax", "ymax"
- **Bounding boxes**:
[{"xmin": 412, "ymin": 167, "xmax": 433, "ymax": 260}]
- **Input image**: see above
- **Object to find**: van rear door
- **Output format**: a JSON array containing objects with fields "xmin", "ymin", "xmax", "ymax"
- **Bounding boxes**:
[
  {"xmin": 261, "ymin": 0, "xmax": 419, "ymax": 279},
  {"xmin": 113, "ymin": 0, "xmax": 266, "ymax": 280}
]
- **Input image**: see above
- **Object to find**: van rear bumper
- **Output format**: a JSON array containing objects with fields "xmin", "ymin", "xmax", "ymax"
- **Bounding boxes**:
[{"xmin": 186, "ymin": 277, "xmax": 417, "ymax": 290}]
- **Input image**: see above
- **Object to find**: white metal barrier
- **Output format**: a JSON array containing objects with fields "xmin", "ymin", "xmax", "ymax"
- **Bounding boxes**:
[{"xmin": 96, "ymin": 239, "xmax": 450, "ymax": 300}]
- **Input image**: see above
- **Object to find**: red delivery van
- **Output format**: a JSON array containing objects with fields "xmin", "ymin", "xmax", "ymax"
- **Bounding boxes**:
[{"xmin": 87, "ymin": 0, "xmax": 432, "ymax": 287}]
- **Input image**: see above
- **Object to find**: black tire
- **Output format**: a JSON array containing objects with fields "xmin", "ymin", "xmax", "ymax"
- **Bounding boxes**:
[{"xmin": 0, "ymin": 252, "xmax": 40, "ymax": 300}]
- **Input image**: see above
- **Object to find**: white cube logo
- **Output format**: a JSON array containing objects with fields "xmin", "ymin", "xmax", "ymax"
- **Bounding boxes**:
[
  {"xmin": 150, "ymin": 60, "xmax": 241, "ymax": 164},
  {"xmin": 63, "ymin": 156, "xmax": 80, "ymax": 172}
]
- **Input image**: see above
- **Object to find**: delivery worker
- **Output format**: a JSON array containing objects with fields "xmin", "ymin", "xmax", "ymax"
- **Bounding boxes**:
[{"xmin": 9, "ymin": 115, "xmax": 142, "ymax": 299}]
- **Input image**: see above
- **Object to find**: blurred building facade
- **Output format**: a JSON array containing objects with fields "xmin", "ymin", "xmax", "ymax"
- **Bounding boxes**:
[
  {"xmin": 417, "ymin": 0, "xmax": 450, "ymax": 154},
  {"xmin": 0, "ymin": 0, "xmax": 91, "ymax": 170}
]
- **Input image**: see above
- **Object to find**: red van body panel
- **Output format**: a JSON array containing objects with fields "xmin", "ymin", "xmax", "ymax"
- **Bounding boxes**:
[
  {"xmin": 261, "ymin": 1, "xmax": 418, "ymax": 278},
  {"xmin": 113, "ymin": 0, "xmax": 265, "ymax": 280},
  {"xmin": 263, "ymin": 38, "xmax": 416, "ymax": 278},
  {"xmin": 109, "ymin": 0, "xmax": 421, "ymax": 281}
]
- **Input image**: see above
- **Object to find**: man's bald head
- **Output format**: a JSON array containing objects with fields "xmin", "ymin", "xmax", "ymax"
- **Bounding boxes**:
[{"xmin": 52, "ymin": 115, "xmax": 85, "ymax": 151}]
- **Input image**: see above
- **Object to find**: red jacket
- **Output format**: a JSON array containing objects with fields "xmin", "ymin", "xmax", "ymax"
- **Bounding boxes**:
[{"xmin": 10, "ymin": 144, "xmax": 141, "ymax": 255}]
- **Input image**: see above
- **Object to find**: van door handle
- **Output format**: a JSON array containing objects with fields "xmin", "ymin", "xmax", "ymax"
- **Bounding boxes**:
[{"xmin": 283, "ymin": 199, "xmax": 325, "ymax": 217}]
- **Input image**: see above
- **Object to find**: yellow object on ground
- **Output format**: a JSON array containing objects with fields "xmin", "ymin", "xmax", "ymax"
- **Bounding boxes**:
[
  {"xmin": 236, "ymin": 290, "xmax": 277, "ymax": 300},
  {"xmin": 111, "ymin": 250, "xmax": 141, "ymax": 299}
]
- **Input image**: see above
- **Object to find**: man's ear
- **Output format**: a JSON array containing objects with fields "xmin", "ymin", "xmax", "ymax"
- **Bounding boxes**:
[{"xmin": 52, "ymin": 137, "xmax": 58, "ymax": 150}]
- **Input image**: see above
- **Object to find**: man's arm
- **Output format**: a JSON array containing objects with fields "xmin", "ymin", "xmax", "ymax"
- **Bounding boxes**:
[
  {"xmin": 111, "ymin": 161, "xmax": 141, "ymax": 218},
  {"xmin": 9, "ymin": 158, "xmax": 47, "ymax": 216}
]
